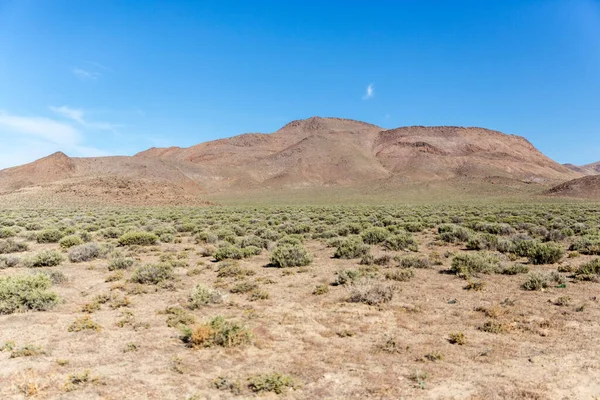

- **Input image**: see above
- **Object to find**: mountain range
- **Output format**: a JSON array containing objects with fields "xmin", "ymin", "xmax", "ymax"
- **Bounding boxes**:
[{"xmin": 0, "ymin": 117, "xmax": 596, "ymax": 205}]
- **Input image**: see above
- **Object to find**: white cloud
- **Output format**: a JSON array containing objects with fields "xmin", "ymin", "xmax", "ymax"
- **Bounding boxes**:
[
  {"xmin": 363, "ymin": 83, "xmax": 374, "ymax": 100},
  {"xmin": 0, "ymin": 110, "xmax": 108, "ymax": 169},
  {"xmin": 49, "ymin": 106, "xmax": 85, "ymax": 124},
  {"xmin": 0, "ymin": 111, "xmax": 81, "ymax": 146},
  {"xmin": 50, "ymin": 105, "xmax": 122, "ymax": 133},
  {"xmin": 72, "ymin": 67, "xmax": 100, "ymax": 80}
]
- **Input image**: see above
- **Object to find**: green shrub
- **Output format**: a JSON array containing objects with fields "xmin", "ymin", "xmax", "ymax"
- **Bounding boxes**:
[
  {"xmin": 526, "ymin": 242, "xmax": 564, "ymax": 265},
  {"xmin": 0, "ymin": 239, "xmax": 28, "ymax": 254},
  {"xmin": 68, "ymin": 243, "xmax": 101, "ymax": 263},
  {"xmin": 498, "ymin": 264, "xmax": 529, "ymax": 275},
  {"xmin": 214, "ymin": 244, "xmax": 244, "ymax": 261},
  {"xmin": 570, "ymin": 235, "xmax": 600, "ymax": 255},
  {"xmin": 450, "ymin": 252, "xmax": 500, "ymax": 278},
  {"xmin": 574, "ymin": 258, "xmax": 600, "ymax": 281},
  {"xmin": 0, "ymin": 228, "xmax": 15, "ymax": 239},
  {"xmin": 361, "ymin": 227, "xmax": 390, "ymax": 245},
  {"xmin": 189, "ymin": 285, "xmax": 224, "ymax": 308},
  {"xmin": 385, "ymin": 269, "xmax": 415, "ymax": 282},
  {"xmin": 118, "ymin": 232, "xmax": 158, "ymax": 246},
  {"xmin": 438, "ymin": 225, "xmax": 473, "ymax": 243},
  {"xmin": 334, "ymin": 237, "xmax": 370, "ymax": 259},
  {"xmin": 466, "ymin": 234, "xmax": 499, "ymax": 251},
  {"xmin": 398, "ymin": 255, "xmax": 430, "ymax": 269},
  {"xmin": 0, "ymin": 274, "xmax": 59, "ymax": 314},
  {"xmin": 25, "ymin": 250, "xmax": 64, "ymax": 268},
  {"xmin": 248, "ymin": 373, "xmax": 295, "ymax": 394},
  {"xmin": 37, "ymin": 229, "xmax": 64, "ymax": 243},
  {"xmin": 383, "ymin": 232, "xmax": 417, "ymax": 251},
  {"xmin": 181, "ymin": 316, "xmax": 251, "ymax": 348},
  {"xmin": 522, "ymin": 272, "xmax": 549, "ymax": 291},
  {"xmin": 242, "ymin": 246, "xmax": 262, "ymax": 257},
  {"xmin": 68, "ymin": 316, "xmax": 101, "ymax": 332},
  {"xmin": 269, "ymin": 244, "xmax": 312, "ymax": 268},
  {"xmin": 108, "ymin": 257, "xmax": 135, "ymax": 271},
  {"xmin": 130, "ymin": 263, "xmax": 174, "ymax": 285},
  {"xmin": 333, "ymin": 269, "xmax": 362, "ymax": 286},
  {"xmin": 59, "ymin": 235, "xmax": 84, "ymax": 249}
]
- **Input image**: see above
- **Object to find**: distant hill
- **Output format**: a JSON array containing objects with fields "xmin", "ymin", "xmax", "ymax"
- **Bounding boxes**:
[
  {"xmin": 563, "ymin": 161, "xmax": 600, "ymax": 176},
  {"xmin": 0, "ymin": 117, "xmax": 582, "ymax": 205},
  {"xmin": 547, "ymin": 175, "xmax": 600, "ymax": 199}
]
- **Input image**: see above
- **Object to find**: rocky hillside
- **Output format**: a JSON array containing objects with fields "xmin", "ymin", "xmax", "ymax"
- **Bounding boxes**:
[{"xmin": 0, "ymin": 117, "xmax": 583, "ymax": 204}]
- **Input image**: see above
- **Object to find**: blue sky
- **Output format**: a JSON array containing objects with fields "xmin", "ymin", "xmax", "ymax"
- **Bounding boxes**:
[{"xmin": 1, "ymin": 0, "xmax": 599, "ymax": 169}]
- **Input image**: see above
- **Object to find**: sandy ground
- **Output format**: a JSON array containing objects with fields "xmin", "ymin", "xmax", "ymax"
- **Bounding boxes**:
[{"xmin": 2, "ymin": 231, "xmax": 600, "ymax": 399}]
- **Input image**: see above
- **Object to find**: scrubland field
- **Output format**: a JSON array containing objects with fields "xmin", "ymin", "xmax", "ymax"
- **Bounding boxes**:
[{"xmin": 1, "ymin": 203, "xmax": 600, "ymax": 399}]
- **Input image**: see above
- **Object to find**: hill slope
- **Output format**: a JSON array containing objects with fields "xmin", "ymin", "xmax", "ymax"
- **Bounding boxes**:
[
  {"xmin": 547, "ymin": 175, "xmax": 600, "ymax": 199},
  {"xmin": 563, "ymin": 161, "xmax": 600, "ymax": 176},
  {"xmin": 0, "ymin": 117, "xmax": 582, "ymax": 204}
]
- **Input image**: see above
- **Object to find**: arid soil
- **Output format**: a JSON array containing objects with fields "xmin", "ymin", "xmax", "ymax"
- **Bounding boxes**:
[{"xmin": 2, "ymin": 229, "xmax": 600, "ymax": 399}]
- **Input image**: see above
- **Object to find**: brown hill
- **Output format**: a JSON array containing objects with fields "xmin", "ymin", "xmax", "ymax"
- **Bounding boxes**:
[
  {"xmin": 0, "ymin": 117, "xmax": 583, "ymax": 205},
  {"xmin": 563, "ymin": 161, "xmax": 600, "ymax": 176},
  {"xmin": 546, "ymin": 175, "xmax": 600, "ymax": 199}
]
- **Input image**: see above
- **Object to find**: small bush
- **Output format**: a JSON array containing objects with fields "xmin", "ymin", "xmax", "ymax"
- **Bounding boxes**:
[
  {"xmin": 526, "ymin": 242, "xmax": 564, "ymax": 265},
  {"xmin": 130, "ymin": 263, "xmax": 174, "ymax": 285},
  {"xmin": 522, "ymin": 272, "xmax": 549, "ymax": 291},
  {"xmin": 334, "ymin": 238, "xmax": 370, "ymax": 259},
  {"xmin": 0, "ymin": 274, "xmax": 58, "ymax": 314},
  {"xmin": 214, "ymin": 244, "xmax": 244, "ymax": 261},
  {"xmin": 25, "ymin": 250, "xmax": 64, "ymax": 268},
  {"xmin": 570, "ymin": 235, "xmax": 600, "ymax": 255},
  {"xmin": 68, "ymin": 316, "xmax": 101, "ymax": 332},
  {"xmin": 0, "ymin": 228, "xmax": 15, "ymax": 238},
  {"xmin": 270, "ymin": 244, "xmax": 312, "ymax": 268},
  {"xmin": 0, "ymin": 255, "xmax": 20, "ymax": 269},
  {"xmin": 0, "ymin": 239, "xmax": 28, "ymax": 254},
  {"xmin": 383, "ymin": 232, "xmax": 417, "ymax": 251},
  {"xmin": 398, "ymin": 255, "xmax": 430, "ymax": 269},
  {"xmin": 35, "ymin": 270, "xmax": 68, "ymax": 284},
  {"xmin": 165, "ymin": 306, "xmax": 196, "ymax": 328},
  {"xmin": 230, "ymin": 281, "xmax": 258, "ymax": 294},
  {"xmin": 448, "ymin": 332, "xmax": 466, "ymax": 345},
  {"xmin": 498, "ymin": 264, "xmax": 529, "ymax": 275},
  {"xmin": 108, "ymin": 257, "xmax": 135, "ymax": 271},
  {"xmin": 385, "ymin": 269, "xmax": 415, "ymax": 282},
  {"xmin": 361, "ymin": 227, "xmax": 390, "ymax": 245},
  {"xmin": 68, "ymin": 243, "xmax": 101, "ymax": 263},
  {"xmin": 37, "ymin": 229, "xmax": 64, "ymax": 243},
  {"xmin": 466, "ymin": 234, "xmax": 499, "ymax": 251},
  {"xmin": 189, "ymin": 285, "xmax": 224, "ymax": 308},
  {"xmin": 118, "ymin": 232, "xmax": 158, "ymax": 246},
  {"xmin": 450, "ymin": 252, "xmax": 500, "ymax": 278},
  {"xmin": 181, "ymin": 316, "xmax": 251, "ymax": 348},
  {"xmin": 333, "ymin": 269, "xmax": 362, "ymax": 286},
  {"xmin": 216, "ymin": 262, "xmax": 255, "ymax": 278},
  {"xmin": 347, "ymin": 280, "xmax": 394, "ymax": 305},
  {"xmin": 10, "ymin": 344, "xmax": 47, "ymax": 358},
  {"xmin": 248, "ymin": 373, "xmax": 295, "ymax": 394},
  {"xmin": 574, "ymin": 258, "xmax": 600, "ymax": 282},
  {"xmin": 438, "ymin": 225, "xmax": 473, "ymax": 243},
  {"xmin": 313, "ymin": 284, "xmax": 329, "ymax": 295},
  {"xmin": 59, "ymin": 235, "xmax": 83, "ymax": 249}
]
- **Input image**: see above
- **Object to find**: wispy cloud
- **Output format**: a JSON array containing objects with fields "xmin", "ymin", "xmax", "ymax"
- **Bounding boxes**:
[
  {"xmin": 363, "ymin": 83, "xmax": 375, "ymax": 100},
  {"xmin": 0, "ymin": 110, "xmax": 109, "ymax": 169},
  {"xmin": 72, "ymin": 67, "xmax": 101, "ymax": 81},
  {"xmin": 85, "ymin": 61, "xmax": 110, "ymax": 71},
  {"xmin": 50, "ymin": 105, "xmax": 122, "ymax": 133},
  {"xmin": 0, "ymin": 111, "xmax": 81, "ymax": 146}
]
